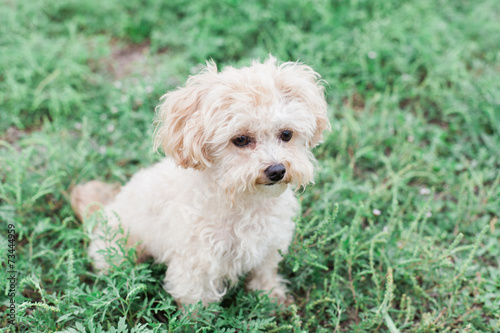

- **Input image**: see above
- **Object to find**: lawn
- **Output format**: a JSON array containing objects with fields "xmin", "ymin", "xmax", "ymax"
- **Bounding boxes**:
[{"xmin": 1, "ymin": 0, "xmax": 499, "ymax": 332}]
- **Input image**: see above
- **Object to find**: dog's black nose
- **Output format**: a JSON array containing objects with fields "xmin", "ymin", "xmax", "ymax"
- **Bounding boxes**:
[{"xmin": 264, "ymin": 163, "xmax": 286, "ymax": 182}]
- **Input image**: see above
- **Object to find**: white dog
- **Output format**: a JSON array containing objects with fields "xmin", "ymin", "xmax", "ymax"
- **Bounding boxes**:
[{"xmin": 71, "ymin": 56, "xmax": 329, "ymax": 307}]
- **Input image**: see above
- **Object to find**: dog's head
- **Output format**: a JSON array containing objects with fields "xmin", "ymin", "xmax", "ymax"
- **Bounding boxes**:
[{"xmin": 155, "ymin": 56, "xmax": 329, "ymax": 198}]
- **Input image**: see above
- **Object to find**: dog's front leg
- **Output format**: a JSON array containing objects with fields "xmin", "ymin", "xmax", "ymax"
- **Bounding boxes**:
[
  {"xmin": 245, "ymin": 249, "xmax": 293, "ymax": 305},
  {"xmin": 163, "ymin": 257, "xmax": 226, "ymax": 308}
]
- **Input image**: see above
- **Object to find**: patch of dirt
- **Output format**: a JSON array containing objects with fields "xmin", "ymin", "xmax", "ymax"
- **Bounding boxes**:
[
  {"xmin": 1, "ymin": 126, "xmax": 25, "ymax": 144},
  {"xmin": 106, "ymin": 40, "xmax": 151, "ymax": 79},
  {"xmin": 1, "ymin": 126, "xmax": 40, "ymax": 148},
  {"xmin": 343, "ymin": 92, "xmax": 365, "ymax": 111}
]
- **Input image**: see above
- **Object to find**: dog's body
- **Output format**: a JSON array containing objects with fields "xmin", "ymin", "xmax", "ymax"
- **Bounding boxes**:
[{"xmin": 71, "ymin": 56, "xmax": 328, "ymax": 307}]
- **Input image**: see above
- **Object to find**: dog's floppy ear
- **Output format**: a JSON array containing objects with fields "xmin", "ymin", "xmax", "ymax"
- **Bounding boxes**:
[
  {"xmin": 154, "ymin": 63, "xmax": 218, "ymax": 169},
  {"xmin": 273, "ymin": 58, "xmax": 330, "ymax": 147}
]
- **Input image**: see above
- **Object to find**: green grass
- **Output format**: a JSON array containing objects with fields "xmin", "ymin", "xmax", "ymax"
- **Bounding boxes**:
[{"xmin": 1, "ymin": 0, "xmax": 499, "ymax": 331}]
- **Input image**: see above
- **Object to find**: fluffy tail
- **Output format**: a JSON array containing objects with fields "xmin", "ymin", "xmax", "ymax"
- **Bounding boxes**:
[{"xmin": 70, "ymin": 180, "xmax": 121, "ymax": 221}]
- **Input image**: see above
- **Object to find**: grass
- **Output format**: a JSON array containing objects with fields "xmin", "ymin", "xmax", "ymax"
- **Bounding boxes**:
[{"xmin": 1, "ymin": 0, "xmax": 499, "ymax": 331}]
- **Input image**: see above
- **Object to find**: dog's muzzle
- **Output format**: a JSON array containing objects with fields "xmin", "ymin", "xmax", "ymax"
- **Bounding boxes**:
[{"xmin": 264, "ymin": 163, "xmax": 286, "ymax": 184}]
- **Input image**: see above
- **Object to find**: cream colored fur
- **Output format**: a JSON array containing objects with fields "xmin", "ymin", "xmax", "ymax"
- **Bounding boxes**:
[{"xmin": 71, "ymin": 56, "xmax": 329, "ymax": 307}]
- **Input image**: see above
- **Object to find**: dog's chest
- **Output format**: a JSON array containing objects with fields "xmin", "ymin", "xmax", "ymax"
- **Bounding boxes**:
[{"xmin": 201, "ymin": 209, "xmax": 294, "ymax": 272}]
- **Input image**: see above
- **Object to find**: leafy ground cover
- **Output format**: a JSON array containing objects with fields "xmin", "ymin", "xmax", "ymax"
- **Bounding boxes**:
[{"xmin": 1, "ymin": 0, "xmax": 499, "ymax": 331}]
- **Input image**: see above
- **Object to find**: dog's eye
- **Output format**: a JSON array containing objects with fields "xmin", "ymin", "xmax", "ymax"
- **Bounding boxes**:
[
  {"xmin": 280, "ymin": 130, "xmax": 293, "ymax": 142},
  {"xmin": 232, "ymin": 135, "xmax": 251, "ymax": 147}
]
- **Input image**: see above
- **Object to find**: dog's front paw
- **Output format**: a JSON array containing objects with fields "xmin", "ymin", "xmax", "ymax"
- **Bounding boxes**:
[
  {"xmin": 269, "ymin": 289, "xmax": 294, "ymax": 306},
  {"xmin": 278, "ymin": 293, "xmax": 295, "ymax": 306}
]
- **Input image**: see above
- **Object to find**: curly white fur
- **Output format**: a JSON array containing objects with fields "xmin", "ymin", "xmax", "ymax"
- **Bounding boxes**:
[{"xmin": 72, "ymin": 56, "xmax": 329, "ymax": 307}]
